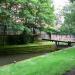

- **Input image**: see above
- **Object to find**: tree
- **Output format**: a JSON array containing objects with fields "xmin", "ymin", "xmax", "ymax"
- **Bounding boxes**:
[
  {"xmin": 60, "ymin": 2, "xmax": 75, "ymax": 35},
  {"xmin": 0, "ymin": 0, "xmax": 55, "ymax": 44},
  {"xmin": 0, "ymin": 0, "xmax": 55, "ymax": 32},
  {"xmin": 70, "ymin": 0, "xmax": 75, "ymax": 3}
]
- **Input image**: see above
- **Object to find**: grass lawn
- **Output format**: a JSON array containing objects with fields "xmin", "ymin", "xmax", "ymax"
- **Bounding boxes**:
[
  {"xmin": 0, "ymin": 47, "xmax": 75, "ymax": 75},
  {"xmin": 3, "ymin": 41, "xmax": 54, "ymax": 47},
  {"xmin": 0, "ymin": 41, "xmax": 55, "ymax": 54}
]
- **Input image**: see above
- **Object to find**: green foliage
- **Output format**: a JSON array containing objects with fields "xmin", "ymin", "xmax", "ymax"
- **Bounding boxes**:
[
  {"xmin": 0, "ymin": 0, "xmax": 55, "ymax": 44},
  {"xmin": 0, "ymin": 0, "xmax": 55, "ymax": 30},
  {"xmin": 70, "ymin": 0, "xmax": 75, "ymax": 3},
  {"xmin": 44, "ymin": 27, "xmax": 58, "ymax": 34},
  {"xmin": 60, "ymin": 2, "xmax": 75, "ymax": 35}
]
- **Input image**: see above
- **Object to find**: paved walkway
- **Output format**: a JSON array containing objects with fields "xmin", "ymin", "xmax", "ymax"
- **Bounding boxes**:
[{"xmin": 0, "ymin": 52, "xmax": 48, "ymax": 66}]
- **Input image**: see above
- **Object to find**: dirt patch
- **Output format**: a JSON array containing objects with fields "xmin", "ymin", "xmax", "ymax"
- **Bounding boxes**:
[{"xmin": 63, "ymin": 69, "xmax": 75, "ymax": 75}]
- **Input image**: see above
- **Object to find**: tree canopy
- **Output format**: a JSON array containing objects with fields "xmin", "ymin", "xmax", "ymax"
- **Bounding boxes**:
[
  {"xmin": 0, "ymin": 0, "xmax": 55, "ymax": 44},
  {"xmin": 70, "ymin": 0, "xmax": 75, "ymax": 3},
  {"xmin": 0, "ymin": 0, "xmax": 55, "ymax": 35},
  {"xmin": 60, "ymin": 1, "xmax": 75, "ymax": 35}
]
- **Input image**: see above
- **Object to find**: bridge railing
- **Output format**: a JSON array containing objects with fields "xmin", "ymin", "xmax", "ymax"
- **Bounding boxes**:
[
  {"xmin": 41, "ymin": 32, "xmax": 75, "ymax": 42},
  {"xmin": 51, "ymin": 34, "xmax": 75, "ymax": 42}
]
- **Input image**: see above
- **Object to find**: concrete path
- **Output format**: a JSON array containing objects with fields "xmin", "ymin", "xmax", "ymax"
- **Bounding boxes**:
[{"xmin": 0, "ymin": 52, "xmax": 48, "ymax": 66}]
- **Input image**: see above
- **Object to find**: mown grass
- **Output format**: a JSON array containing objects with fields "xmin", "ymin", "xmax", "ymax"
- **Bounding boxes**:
[
  {"xmin": 0, "ymin": 41, "xmax": 55, "ymax": 54},
  {"xmin": 0, "ymin": 47, "xmax": 75, "ymax": 75}
]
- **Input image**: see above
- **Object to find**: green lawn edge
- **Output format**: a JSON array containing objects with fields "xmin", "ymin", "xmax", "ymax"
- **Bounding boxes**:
[
  {"xmin": 0, "ymin": 41, "xmax": 55, "ymax": 54},
  {"xmin": 0, "ymin": 47, "xmax": 75, "ymax": 75}
]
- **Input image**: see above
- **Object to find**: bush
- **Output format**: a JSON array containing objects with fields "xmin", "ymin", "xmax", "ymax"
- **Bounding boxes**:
[
  {"xmin": 6, "ymin": 34, "xmax": 33, "ymax": 45},
  {"xmin": 7, "ymin": 35, "xmax": 20, "ymax": 45}
]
